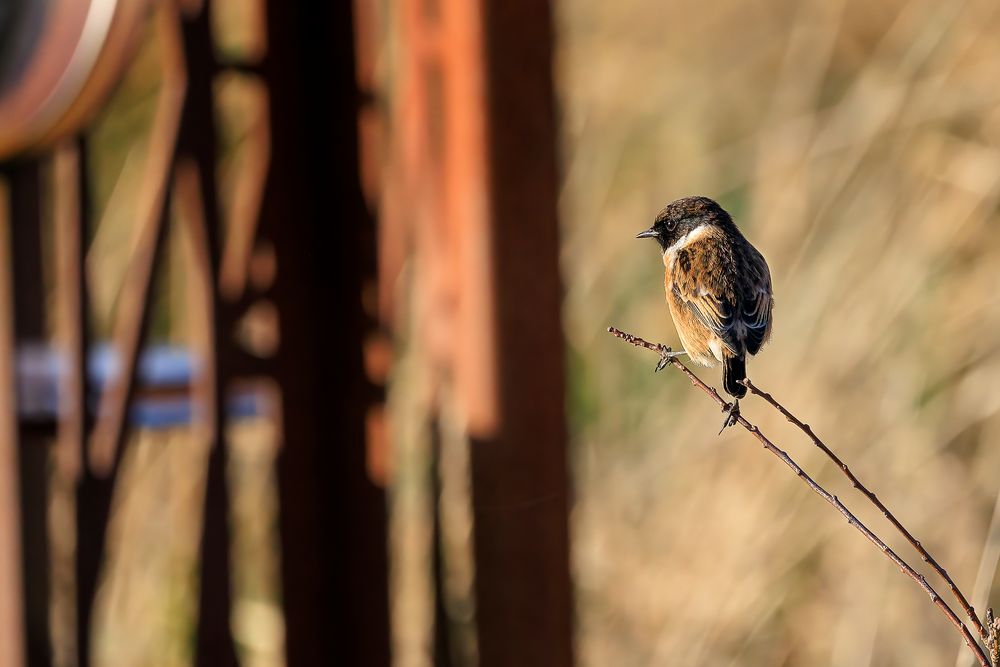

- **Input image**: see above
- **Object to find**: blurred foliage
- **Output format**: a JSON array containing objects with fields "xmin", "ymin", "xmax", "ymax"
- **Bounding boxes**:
[{"xmin": 557, "ymin": 0, "xmax": 1000, "ymax": 664}]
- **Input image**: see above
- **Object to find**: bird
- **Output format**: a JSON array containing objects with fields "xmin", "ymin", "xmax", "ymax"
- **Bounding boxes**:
[{"xmin": 636, "ymin": 196, "xmax": 773, "ymax": 432}]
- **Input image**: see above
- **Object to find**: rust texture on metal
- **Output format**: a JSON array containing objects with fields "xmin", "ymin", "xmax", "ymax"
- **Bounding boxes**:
[{"xmin": 0, "ymin": 0, "xmax": 150, "ymax": 158}]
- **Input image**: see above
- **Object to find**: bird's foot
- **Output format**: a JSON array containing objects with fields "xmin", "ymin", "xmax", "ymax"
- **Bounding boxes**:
[
  {"xmin": 653, "ymin": 347, "xmax": 687, "ymax": 373},
  {"xmin": 718, "ymin": 399, "xmax": 740, "ymax": 435}
]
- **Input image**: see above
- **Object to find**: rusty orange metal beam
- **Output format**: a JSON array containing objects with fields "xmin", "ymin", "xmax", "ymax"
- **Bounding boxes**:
[
  {"xmin": 0, "ymin": 176, "xmax": 25, "ymax": 667},
  {"xmin": 384, "ymin": 0, "xmax": 574, "ymax": 663},
  {"xmin": 52, "ymin": 142, "xmax": 86, "ymax": 484}
]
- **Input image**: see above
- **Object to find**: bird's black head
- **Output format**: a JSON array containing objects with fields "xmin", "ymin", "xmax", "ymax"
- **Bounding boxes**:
[{"xmin": 636, "ymin": 196, "xmax": 733, "ymax": 251}]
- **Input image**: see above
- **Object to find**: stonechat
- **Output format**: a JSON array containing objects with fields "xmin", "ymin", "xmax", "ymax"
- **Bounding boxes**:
[{"xmin": 637, "ymin": 196, "xmax": 773, "ymax": 432}]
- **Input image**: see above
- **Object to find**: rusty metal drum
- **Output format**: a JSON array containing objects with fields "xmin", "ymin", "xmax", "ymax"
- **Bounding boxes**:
[{"xmin": 0, "ymin": 0, "xmax": 148, "ymax": 158}]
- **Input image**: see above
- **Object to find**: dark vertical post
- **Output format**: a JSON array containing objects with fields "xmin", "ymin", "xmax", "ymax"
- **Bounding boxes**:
[
  {"xmin": 264, "ymin": 1, "xmax": 391, "ymax": 665},
  {"xmin": 7, "ymin": 160, "xmax": 54, "ymax": 667},
  {"xmin": 468, "ymin": 1, "xmax": 575, "ymax": 665},
  {"xmin": 176, "ymin": 5, "xmax": 240, "ymax": 666}
]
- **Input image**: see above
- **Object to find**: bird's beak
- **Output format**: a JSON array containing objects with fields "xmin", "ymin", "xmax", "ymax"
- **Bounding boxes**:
[{"xmin": 635, "ymin": 227, "xmax": 658, "ymax": 239}]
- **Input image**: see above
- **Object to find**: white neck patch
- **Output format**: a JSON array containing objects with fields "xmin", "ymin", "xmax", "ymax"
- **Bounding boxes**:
[{"xmin": 662, "ymin": 224, "xmax": 709, "ymax": 268}]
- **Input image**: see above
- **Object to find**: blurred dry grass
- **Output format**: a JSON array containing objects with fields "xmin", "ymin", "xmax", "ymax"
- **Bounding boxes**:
[
  {"xmin": 556, "ymin": 0, "xmax": 1000, "ymax": 664},
  {"xmin": 83, "ymin": 416, "xmax": 283, "ymax": 667}
]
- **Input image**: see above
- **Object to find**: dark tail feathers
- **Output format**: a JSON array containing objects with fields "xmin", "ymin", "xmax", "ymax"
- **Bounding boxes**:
[{"xmin": 723, "ymin": 354, "xmax": 747, "ymax": 399}]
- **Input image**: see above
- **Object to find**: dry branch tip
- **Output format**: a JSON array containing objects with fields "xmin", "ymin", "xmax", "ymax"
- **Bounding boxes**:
[{"xmin": 607, "ymin": 324, "xmax": 992, "ymax": 666}]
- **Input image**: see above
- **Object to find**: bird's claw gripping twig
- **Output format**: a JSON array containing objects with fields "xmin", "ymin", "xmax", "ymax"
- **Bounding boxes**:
[
  {"xmin": 718, "ymin": 399, "xmax": 740, "ymax": 435},
  {"xmin": 653, "ymin": 346, "xmax": 687, "ymax": 373}
]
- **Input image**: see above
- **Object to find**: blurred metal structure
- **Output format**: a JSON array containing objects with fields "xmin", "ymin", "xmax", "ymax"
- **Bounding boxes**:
[
  {"xmin": 0, "ymin": 0, "xmax": 149, "ymax": 157},
  {"xmin": 376, "ymin": 0, "xmax": 574, "ymax": 665},
  {"xmin": 0, "ymin": 1, "xmax": 392, "ymax": 665},
  {"xmin": 0, "ymin": 1, "xmax": 572, "ymax": 666}
]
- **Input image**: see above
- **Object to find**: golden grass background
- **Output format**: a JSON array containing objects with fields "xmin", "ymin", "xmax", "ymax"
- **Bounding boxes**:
[{"xmin": 557, "ymin": 0, "xmax": 1000, "ymax": 664}]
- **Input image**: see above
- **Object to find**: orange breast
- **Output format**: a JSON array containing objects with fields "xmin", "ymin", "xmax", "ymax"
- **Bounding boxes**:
[{"xmin": 664, "ymin": 275, "xmax": 718, "ymax": 367}]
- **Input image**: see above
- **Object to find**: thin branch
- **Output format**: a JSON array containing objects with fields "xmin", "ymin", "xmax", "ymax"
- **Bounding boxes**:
[
  {"xmin": 607, "ymin": 326, "xmax": 992, "ymax": 667},
  {"xmin": 742, "ymin": 377, "xmax": 989, "ymax": 642}
]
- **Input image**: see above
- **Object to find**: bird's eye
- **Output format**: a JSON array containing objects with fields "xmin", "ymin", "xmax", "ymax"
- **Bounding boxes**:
[{"xmin": 665, "ymin": 220, "xmax": 677, "ymax": 231}]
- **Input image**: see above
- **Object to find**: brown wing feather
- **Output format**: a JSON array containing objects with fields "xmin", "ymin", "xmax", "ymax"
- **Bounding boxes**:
[
  {"xmin": 741, "ymin": 243, "xmax": 772, "ymax": 355},
  {"xmin": 670, "ymin": 239, "xmax": 740, "ymax": 355},
  {"xmin": 669, "ymin": 230, "xmax": 773, "ymax": 357}
]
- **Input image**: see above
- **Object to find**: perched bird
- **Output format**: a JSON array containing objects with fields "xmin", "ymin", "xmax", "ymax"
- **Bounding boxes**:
[{"xmin": 636, "ymin": 196, "xmax": 773, "ymax": 432}]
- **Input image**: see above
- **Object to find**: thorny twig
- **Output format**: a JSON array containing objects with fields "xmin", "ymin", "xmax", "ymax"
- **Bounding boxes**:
[
  {"xmin": 607, "ymin": 326, "xmax": 992, "ymax": 667},
  {"xmin": 741, "ymin": 377, "xmax": 989, "ymax": 643}
]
